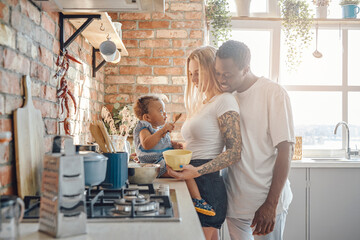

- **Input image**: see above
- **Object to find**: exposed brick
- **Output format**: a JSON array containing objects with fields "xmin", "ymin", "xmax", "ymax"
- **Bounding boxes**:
[
  {"xmin": 20, "ymin": 0, "xmax": 40, "ymax": 25},
  {"xmin": 120, "ymin": 21, "xmax": 136, "ymax": 30},
  {"xmin": 190, "ymin": 30, "xmax": 203, "ymax": 39},
  {"xmin": 41, "ymin": 84, "xmax": 57, "ymax": 102},
  {"xmin": 185, "ymin": 12, "xmax": 203, "ymax": 20},
  {"xmin": 0, "ymin": 165, "xmax": 13, "ymax": 187},
  {"xmin": 2, "ymin": 49, "xmax": 30, "ymax": 75},
  {"xmin": 173, "ymin": 39, "xmax": 203, "ymax": 48},
  {"xmin": 150, "ymin": 85, "xmax": 183, "ymax": 94},
  {"xmin": 154, "ymin": 67, "xmax": 183, "ymax": 75},
  {"xmin": 108, "ymin": 12, "xmax": 118, "ymax": 21},
  {"xmin": 105, "ymin": 66, "xmax": 119, "ymax": 75},
  {"xmin": 171, "ymin": 94, "xmax": 185, "ymax": 103},
  {"xmin": 151, "ymin": 12, "xmax": 184, "ymax": 20},
  {"xmin": 165, "ymin": 103, "xmax": 186, "ymax": 113},
  {"xmin": 172, "ymin": 76, "xmax": 187, "ymax": 85},
  {"xmin": 41, "ymin": 12, "xmax": 55, "ymax": 36},
  {"xmin": 0, "ymin": 2, "xmax": 10, "ymax": 23},
  {"xmin": 140, "ymin": 58, "xmax": 170, "ymax": 66},
  {"xmin": 104, "ymin": 94, "xmax": 132, "ymax": 104},
  {"xmin": 153, "ymin": 49, "xmax": 184, "ymax": 57},
  {"xmin": 170, "ymin": 2, "xmax": 202, "ymax": 11},
  {"xmin": 44, "ymin": 119, "xmax": 57, "ymax": 135},
  {"xmin": 122, "ymin": 40, "xmax": 138, "ymax": 48},
  {"xmin": 137, "ymin": 76, "xmax": 168, "ymax": 85},
  {"xmin": 0, "ymin": 23, "xmax": 16, "ymax": 49},
  {"xmin": 105, "ymin": 76, "xmax": 135, "ymax": 84},
  {"xmin": 38, "ymin": 46, "xmax": 53, "ymax": 68},
  {"xmin": 119, "ymin": 57, "xmax": 139, "ymax": 65},
  {"xmin": 0, "ymin": 95, "xmax": 4, "ymax": 115},
  {"xmin": 119, "ymin": 13, "xmax": 151, "ymax": 20},
  {"xmin": 105, "ymin": 85, "xmax": 118, "ymax": 94},
  {"xmin": 115, "ymin": 85, "xmax": 149, "ymax": 94},
  {"xmin": 171, "ymin": 21, "xmax": 202, "ymax": 29},
  {"xmin": 0, "ymin": 70, "xmax": 21, "ymax": 95},
  {"xmin": 5, "ymin": 95, "xmax": 23, "ymax": 114},
  {"xmin": 0, "ymin": 118, "xmax": 12, "ymax": 131},
  {"xmin": 139, "ymin": 21, "xmax": 170, "ymax": 29},
  {"xmin": 120, "ymin": 66, "xmax": 151, "ymax": 75},
  {"xmin": 140, "ymin": 39, "xmax": 170, "ymax": 48},
  {"xmin": 5, "ymin": 0, "xmax": 18, "ymax": 7},
  {"xmin": 126, "ymin": 48, "xmax": 151, "ymax": 57},
  {"xmin": 173, "ymin": 58, "xmax": 187, "ymax": 66},
  {"xmin": 157, "ymin": 29, "xmax": 187, "ymax": 39},
  {"xmin": 123, "ymin": 30, "xmax": 154, "ymax": 39}
]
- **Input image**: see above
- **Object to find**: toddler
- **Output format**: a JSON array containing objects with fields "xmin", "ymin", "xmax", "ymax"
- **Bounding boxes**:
[{"xmin": 133, "ymin": 95, "xmax": 215, "ymax": 216}]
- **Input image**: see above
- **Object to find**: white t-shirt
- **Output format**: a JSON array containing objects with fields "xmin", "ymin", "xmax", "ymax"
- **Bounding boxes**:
[
  {"xmin": 181, "ymin": 93, "xmax": 240, "ymax": 160},
  {"xmin": 223, "ymin": 77, "xmax": 295, "ymax": 219}
]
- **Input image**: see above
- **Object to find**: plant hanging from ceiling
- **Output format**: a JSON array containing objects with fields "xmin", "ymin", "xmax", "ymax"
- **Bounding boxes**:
[
  {"xmin": 279, "ymin": 0, "xmax": 314, "ymax": 71},
  {"xmin": 205, "ymin": 0, "xmax": 232, "ymax": 47}
]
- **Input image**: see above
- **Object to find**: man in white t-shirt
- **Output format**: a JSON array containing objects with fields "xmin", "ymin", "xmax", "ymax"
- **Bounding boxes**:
[
  {"xmin": 215, "ymin": 40, "xmax": 295, "ymax": 240},
  {"xmin": 168, "ymin": 40, "xmax": 294, "ymax": 240}
]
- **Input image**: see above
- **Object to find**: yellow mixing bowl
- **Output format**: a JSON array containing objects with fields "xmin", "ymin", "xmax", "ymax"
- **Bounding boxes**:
[{"xmin": 163, "ymin": 149, "xmax": 192, "ymax": 171}]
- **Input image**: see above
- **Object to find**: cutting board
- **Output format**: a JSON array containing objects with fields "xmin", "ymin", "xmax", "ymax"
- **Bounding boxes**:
[{"xmin": 14, "ymin": 75, "xmax": 45, "ymax": 198}]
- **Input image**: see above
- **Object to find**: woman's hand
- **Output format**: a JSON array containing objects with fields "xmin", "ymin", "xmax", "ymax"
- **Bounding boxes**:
[
  {"xmin": 171, "ymin": 141, "xmax": 183, "ymax": 149},
  {"xmin": 166, "ymin": 164, "xmax": 200, "ymax": 180}
]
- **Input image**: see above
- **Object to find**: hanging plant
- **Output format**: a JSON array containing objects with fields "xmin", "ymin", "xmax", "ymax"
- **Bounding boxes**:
[
  {"xmin": 205, "ymin": 0, "xmax": 232, "ymax": 47},
  {"xmin": 279, "ymin": 0, "xmax": 314, "ymax": 71}
]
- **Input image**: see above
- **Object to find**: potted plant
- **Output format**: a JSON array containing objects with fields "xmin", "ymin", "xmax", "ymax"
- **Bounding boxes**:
[
  {"xmin": 339, "ymin": 0, "xmax": 360, "ymax": 18},
  {"xmin": 313, "ymin": 0, "xmax": 331, "ymax": 18},
  {"xmin": 205, "ymin": 0, "xmax": 232, "ymax": 47},
  {"xmin": 279, "ymin": 0, "xmax": 313, "ymax": 71}
]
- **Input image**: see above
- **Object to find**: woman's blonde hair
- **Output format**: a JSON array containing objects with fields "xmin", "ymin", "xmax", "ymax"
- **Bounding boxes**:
[{"xmin": 185, "ymin": 46, "xmax": 222, "ymax": 117}]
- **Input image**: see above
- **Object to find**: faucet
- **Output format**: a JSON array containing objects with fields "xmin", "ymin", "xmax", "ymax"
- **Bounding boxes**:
[{"xmin": 334, "ymin": 121, "xmax": 358, "ymax": 159}]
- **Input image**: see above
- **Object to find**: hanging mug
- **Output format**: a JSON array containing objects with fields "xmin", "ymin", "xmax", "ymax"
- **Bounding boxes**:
[
  {"xmin": 99, "ymin": 39, "xmax": 117, "ymax": 62},
  {"xmin": 0, "ymin": 196, "xmax": 25, "ymax": 240}
]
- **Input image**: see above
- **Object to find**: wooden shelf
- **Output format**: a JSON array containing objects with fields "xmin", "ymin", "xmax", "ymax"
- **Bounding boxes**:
[
  {"xmin": 65, "ymin": 12, "xmax": 128, "ymax": 56},
  {"xmin": 232, "ymin": 16, "xmax": 360, "ymax": 25}
]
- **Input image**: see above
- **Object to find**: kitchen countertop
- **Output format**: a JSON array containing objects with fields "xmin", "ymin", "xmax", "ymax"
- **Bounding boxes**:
[
  {"xmin": 291, "ymin": 158, "xmax": 360, "ymax": 168},
  {"xmin": 18, "ymin": 179, "xmax": 205, "ymax": 240}
]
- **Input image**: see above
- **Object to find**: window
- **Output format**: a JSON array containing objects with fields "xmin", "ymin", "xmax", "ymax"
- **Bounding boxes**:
[{"xmin": 225, "ymin": 0, "xmax": 360, "ymax": 154}]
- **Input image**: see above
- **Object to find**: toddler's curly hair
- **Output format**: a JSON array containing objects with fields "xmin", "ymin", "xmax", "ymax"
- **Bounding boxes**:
[{"xmin": 133, "ymin": 95, "xmax": 161, "ymax": 120}]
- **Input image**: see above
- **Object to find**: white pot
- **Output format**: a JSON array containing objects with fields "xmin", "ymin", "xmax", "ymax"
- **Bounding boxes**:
[
  {"xmin": 235, "ymin": 0, "xmax": 251, "ymax": 17},
  {"xmin": 316, "ymin": 6, "xmax": 329, "ymax": 18}
]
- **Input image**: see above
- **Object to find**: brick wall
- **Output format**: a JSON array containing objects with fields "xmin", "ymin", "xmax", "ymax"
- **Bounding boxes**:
[
  {"xmin": 0, "ymin": 0, "xmax": 105, "ymax": 195},
  {"xmin": 105, "ymin": 0, "xmax": 205, "ymax": 141}
]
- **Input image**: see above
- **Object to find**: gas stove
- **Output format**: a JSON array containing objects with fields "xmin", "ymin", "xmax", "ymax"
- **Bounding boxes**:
[{"xmin": 23, "ymin": 183, "xmax": 180, "ymax": 223}]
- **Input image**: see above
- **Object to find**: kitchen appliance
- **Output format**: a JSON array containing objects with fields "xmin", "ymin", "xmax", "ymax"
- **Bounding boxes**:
[
  {"xmin": 80, "ymin": 151, "xmax": 108, "ymax": 186},
  {"xmin": 22, "ymin": 183, "xmax": 180, "ymax": 223},
  {"xmin": 33, "ymin": 0, "xmax": 165, "ymax": 12},
  {"xmin": 0, "ymin": 196, "xmax": 24, "ymax": 240},
  {"xmin": 39, "ymin": 137, "xmax": 87, "ymax": 238}
]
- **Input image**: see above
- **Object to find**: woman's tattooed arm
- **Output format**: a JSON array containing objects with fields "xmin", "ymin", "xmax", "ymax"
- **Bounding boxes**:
[{"xmin": 198, "ymin": 111, "xmax": 242, "ymax": 175}]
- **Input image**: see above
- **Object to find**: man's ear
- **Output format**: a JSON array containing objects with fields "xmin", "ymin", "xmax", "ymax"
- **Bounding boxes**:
[{"xmin": 242, "ymin": 65, "xmax": 250, "ymax": 76}]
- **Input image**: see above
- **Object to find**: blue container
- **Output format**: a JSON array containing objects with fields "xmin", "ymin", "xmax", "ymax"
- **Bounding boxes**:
[
  {"xmin": 342, "ymin": 4, "xmax": 360, "ymax": 19},
  {"xmin": 103, "ymin": 152, "xmax": 128, "ymax": 189}
]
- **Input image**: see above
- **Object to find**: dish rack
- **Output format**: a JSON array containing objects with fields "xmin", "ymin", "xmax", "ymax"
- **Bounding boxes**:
[{"xmin": 39, "ymin": 137, "xmax": 87, "ymax": 238}]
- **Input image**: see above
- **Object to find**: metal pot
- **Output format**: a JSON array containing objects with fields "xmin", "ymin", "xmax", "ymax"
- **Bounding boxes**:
[
  {"xmin": 128, "ymin": 163, "xmax": 160, "ymax": 184},
  {"xmin": 79, "ymin": 151, "xmax": 108, "ymax": 186}
]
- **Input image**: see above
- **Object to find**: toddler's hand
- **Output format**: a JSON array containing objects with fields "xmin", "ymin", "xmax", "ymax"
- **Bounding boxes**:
[
  {"xmin": 171, "ymin": 141, "xmax": 183, "ymax": 149},
  {"xmin": 162, "ymin": 123, "xmax": 175, "ymax": 134}
]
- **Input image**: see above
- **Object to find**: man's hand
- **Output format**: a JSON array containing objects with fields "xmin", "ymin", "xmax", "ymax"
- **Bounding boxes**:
[
  {"xmin": 171, "ymin": 141, "xmax": 183, "ymax": 149},
  {"xmin": 166, "ymin": 164, "xmax": 200, "ymax": 180},
  {"xmin": 251, "ymin": 201, "xmax": 277, "ymax": 236}
]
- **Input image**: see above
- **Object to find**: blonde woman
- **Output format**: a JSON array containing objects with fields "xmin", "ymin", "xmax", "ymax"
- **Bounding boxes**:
[{"xmin": 168, "ymin": 46, "xmax": 242, "ymax": 240}]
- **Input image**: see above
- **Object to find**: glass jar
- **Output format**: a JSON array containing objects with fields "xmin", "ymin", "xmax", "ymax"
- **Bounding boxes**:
[{"xmin": 0, "ymin": 195, "xmax": 25, "ymax": 240}]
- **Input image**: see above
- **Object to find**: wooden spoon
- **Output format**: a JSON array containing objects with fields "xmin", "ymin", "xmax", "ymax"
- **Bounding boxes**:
[
  {"xmin": 90, "ymin": 123, "xmax": 109, "ymax": 153},
  {"xmin": 173, "ymin": 113, "xmax": 182, "ymax": 123}
]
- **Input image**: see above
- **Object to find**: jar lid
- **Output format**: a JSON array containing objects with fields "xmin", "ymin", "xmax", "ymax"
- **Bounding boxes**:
[
  {"xmin": 0, "ymin": 195, "xmax": 17, "ymax": 208},
  {"xmin": 0, "ymin": 132, "xmax": 12, "ymax": 143},
  {"xmin": 78, "ymin": 151, "xmax": 108, "ymax": 162}
]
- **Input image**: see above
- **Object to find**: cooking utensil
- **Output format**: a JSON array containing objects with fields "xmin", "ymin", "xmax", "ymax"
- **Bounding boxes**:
[
  {"xmin": 90, "ymin": 123, "xmax": 109, "ymax": 153},
  {"xmin": 173, "ymin": 113, "xmax": 182, "ymax": 123},
  {"xmin": 97, "ymin": 120, "xmax": 116, "ymax": 152},
  {"xmin": 103, "ymin": 152, "xmax": 128, "ymax": 189},
  {"xmin": 79, "ymin": 151, "xmax": 108, "ymax": 186},
  {"xmin": 14, "ymin": 75, "xmax": 45, "ymax": 198},
  {"xmin": 313, "ymin": 24, "xmax": 323, "ymax": 58},
  {"xmin": 128, "ymin": 163, "xmax": 160, "ymax": 184}
]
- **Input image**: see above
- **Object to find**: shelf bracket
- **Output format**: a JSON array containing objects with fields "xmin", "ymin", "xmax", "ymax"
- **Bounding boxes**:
[
  {"xmin": 92, "ymin": 48, "xmax": 106, "ymax": 78},
  {"xmin": 59, "ymin": 13, "xmax": 101, "ymax": 54}
]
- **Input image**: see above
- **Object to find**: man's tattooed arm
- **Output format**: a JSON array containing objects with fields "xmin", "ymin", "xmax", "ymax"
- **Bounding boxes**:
[{"xmin": 198, "ymin": 111, "xmax": 242, "ymax": 175}]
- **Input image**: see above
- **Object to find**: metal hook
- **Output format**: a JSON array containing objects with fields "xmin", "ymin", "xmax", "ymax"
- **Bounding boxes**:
[
  {"xmin": 100, "ymin": 23, "xmax": 105, "ymax": 31},
  {"xmin": 106, "ymin": 33, "xmax": 110, "ymax": 40}
]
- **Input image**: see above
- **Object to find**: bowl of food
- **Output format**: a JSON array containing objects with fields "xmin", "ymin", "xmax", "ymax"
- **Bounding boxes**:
[
  {"xmin": 163, "ymin": 149, "xmax": 192, "ymax": 171},
  {"xmin": 128, "ymin": 162, "xmax": 160, "ymax": 184}
]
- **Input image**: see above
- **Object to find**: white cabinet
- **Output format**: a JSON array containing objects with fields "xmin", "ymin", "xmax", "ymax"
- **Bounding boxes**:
[
  {"xmin": 309, "ymin": 168, "xmax": 360, "ymax": 240},
  {"xmin": 284, "ymin": 168, "xmax": 307, "ymax": 240},
  {"xmin": 285, "ymin": 167, "xmax": 360, "ymax": 240}
]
